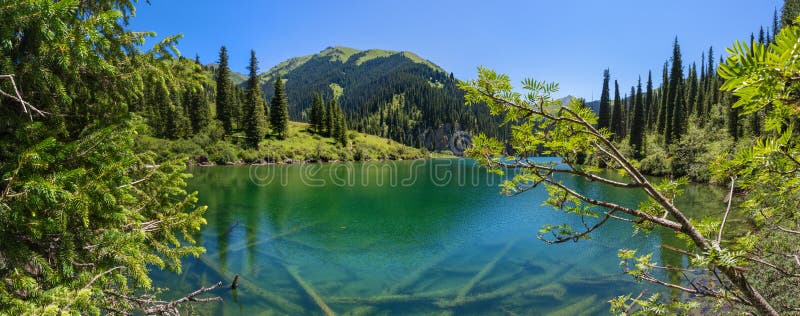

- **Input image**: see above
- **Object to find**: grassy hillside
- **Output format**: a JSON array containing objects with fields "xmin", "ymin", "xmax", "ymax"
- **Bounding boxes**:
[
  {"xmin": 135, "ymin": 121, "xmax": 426, "ymax": 165},
  {"xmin": 260, "ymin": 46, "xmax": 445, "ymax": 83}
]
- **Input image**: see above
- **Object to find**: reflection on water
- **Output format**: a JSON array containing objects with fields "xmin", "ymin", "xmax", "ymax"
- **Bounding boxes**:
[{"xmin": 149, "ymin": 159, "xmax": 726, "ymax": 315}]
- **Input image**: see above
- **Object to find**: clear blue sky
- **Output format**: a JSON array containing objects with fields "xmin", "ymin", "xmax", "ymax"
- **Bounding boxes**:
[{"xmin": 130, "ymin": 0, "xmax": 782, "ymax": 100}]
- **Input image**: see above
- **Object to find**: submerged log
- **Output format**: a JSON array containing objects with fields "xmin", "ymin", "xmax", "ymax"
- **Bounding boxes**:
[
  {"xmin": 226, "ymin": 221, "xmax": 321, "ymax": 253},
  {"xmin": 385, "ymin": 243, "xmax": 463, "ymax": 295},
  {"xmin": 326, "ymin": 288, "xmax": 453, "ymax": 305},
  {"xmin": 196, "ymin": 256, "xmax": 306, "ymax": 314},
  {"xmin": 548, "ymin": 295, "xmax": 598, "ymax": 316},
  {"xmin": 286, "ymin": 265, "xmax": 336, "ymax": 316},
  {"xmin": 455, "ymin": 239, "xmax": 517, "ymax": 298}
]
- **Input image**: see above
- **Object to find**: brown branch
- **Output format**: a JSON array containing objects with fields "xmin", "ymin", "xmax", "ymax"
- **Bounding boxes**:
[
  {"xmin": 540, "ymin": 177, "xmax": 683, "ymax": 231},
  {"xmin": 497, "ymin": 159, "xmax": 642, "ymax": 188},
  {"xmin": 746, "ymin": 256, "xmax": 800, "ymax": 278}
]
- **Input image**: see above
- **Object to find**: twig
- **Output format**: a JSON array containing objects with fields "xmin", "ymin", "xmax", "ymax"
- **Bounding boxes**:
[
  {"xmin": 717, "ymin": 177, "xmax": 736, "ymax": 245},
  {"xmin": 0, "ymin": 74, "xmax": 49, "ymax": 119},
  {"xmin": 143, "ymin": 281, "xmax": 223, "ymax": 315}
]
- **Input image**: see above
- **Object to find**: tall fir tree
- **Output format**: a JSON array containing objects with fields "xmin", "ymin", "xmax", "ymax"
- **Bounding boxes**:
[
  {"xmin": 270, "ymin": 77, "xmax": 290, "ymax": 139},
  {"xmin": 610, "ymin": 80, "xmax": 624, "ymax": 140},
  {"xmin": 759, "ymin": 26, "xmax": 766, "ymax": 44},
  {"xmin": 657, "ymin": 61, "xmax": 669, "ymax": 134},
  {"xmin": 665, "ymin": 38, "xmax": 684, "ymax": 145},
  {"xmin": 629, "ymin": 77, "xmax": 645, "ymax": 158},
  {"xmin": 215, "ymin": 46, "xmax": 234, "ymax": 134},
  {"xmin": 243, "ymin": 50, "xmax": 267, "ymax": 148},
  {"xmin": 598, "ymin": 69, "xmax": 612, "ymax": 130},
  {"xmin": 309, "ymin": 92, "xmax": 325, "ymax": 134},
  {"xmin": 686, "ymin": 63, "xmax": 698, "ymax": 117},
  {"xmin": 773, "ymin": 8, "xmax": 781, "ymax": 41},
  {"xmin": 326, "ymin": 98, "xmax": 336, "ymax": 137},
  {"xmin": 645, "ymin": 71, "xmax": 654, "ymax": 130},
  {"xmin": 188, "ymin": 86, "xmax": 211, "ymax": 133},
  {"xmin": 335, "ymin": 103, "xmax": 348, "ymax": 146}
]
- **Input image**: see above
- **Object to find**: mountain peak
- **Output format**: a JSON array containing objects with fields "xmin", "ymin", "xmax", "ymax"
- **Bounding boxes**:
[{"xmin": 261, "ymin": 46, "xmax": 445, "ymax": 82}]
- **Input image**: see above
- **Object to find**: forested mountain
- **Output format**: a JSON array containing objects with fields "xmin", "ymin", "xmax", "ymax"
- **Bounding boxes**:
[{"xmin": 252, "ymin": 46, "xmax": 509, "ymax": 150}]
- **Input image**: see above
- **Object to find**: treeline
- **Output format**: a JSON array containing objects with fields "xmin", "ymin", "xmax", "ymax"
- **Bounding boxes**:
[{"xmin": 590, "ymin": 8, "xmax": 788, "ymax": 181}]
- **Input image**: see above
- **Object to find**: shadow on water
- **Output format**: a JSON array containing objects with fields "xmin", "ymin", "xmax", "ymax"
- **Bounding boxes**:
[{"xmin": 148, "ymin": 159, "xmax": 726, "ymax": 315}]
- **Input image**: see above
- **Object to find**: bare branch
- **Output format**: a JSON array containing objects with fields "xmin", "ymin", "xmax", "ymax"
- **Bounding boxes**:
[
  {"xmin": 717, "ymin": 177, "xmax": 736, "ymax": 245},
  {"xmin": 0, "ymin": 74, "xmax": 49, "ymax": 119}
]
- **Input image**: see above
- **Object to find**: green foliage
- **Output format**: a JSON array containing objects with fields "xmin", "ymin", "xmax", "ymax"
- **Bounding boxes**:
[
  {"xmin": 629, "ymin": 77, "xmax": 645, "ymax": 158},
  {"xmin": 215, "ymin": 46, "xmax": 235, "ymax": 133},
  {"xmin": 460, "ymin": 56, "xmax": 797, "ymax": 314},
  {"xmin": 0, "ymin": 122, "xmax": 206, "ymax": 313},
  {"xmin": 598, "ymin": 69, "xmax": 611, "ymax": 130},
  {"xmin": 243, "ymin": 50, "xmax": 267, "ymax": 147},
  {"xmin": 309, "ymin": 93, "xmax": 326, "ymax": 134},
  {"xmin": 270, "ymin": 77, "xmax": 290, "ymax": 140}
]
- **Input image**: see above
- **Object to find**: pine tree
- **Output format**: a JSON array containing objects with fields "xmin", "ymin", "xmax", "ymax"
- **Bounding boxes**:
[
  {"xmin": 598, "ymin": 69, "xmax": 611, "ymax": 130},
  {"xmin": 759, "ymin": 26, "xmax": 766, "ymax": 44},
  {"xmin": 657, "ymin": 61, "xmax": 669, "ymax": 134},
  {"xmin": 645, "ymin": 71, "xmax": 654, "ymax": 130},
  {"xmin": 773, "ymin": 8, "xmax": 781, "ymax": 41},
  {"xmin": 270, "ymin": 77, "xmax": 290, "ymax": 139},
  {"xmin": 188, "ymin": 86, "xmax": 211, "ymax": 133},
  {"xmin": 309, "ymin": 92, "xmax": 325, "ymax": 134},
  {"xmin": 335, "ymin": 103, "xmax": 348, "ymax": 146},
  {"xmin": 243, "ymin": 50, "xmax": 267, "ymax": 148},
  {"xmin": 326, "ymin": 98, "xmax": 336, "ymax": 137},
  {"xmin": 629, "ymin": 77, "xmax": 645, "ymax": 158},
  {"xmin": 665, "ymin": 38, "xmax": 684, "ymax": 145},
  {"xmin": 686, "ymin": 63, "xmax": 698, "ymax": 117},
  {"xmin": 215, "ymin": 46, "xmax": 234, "ymax": 134},
  {"xmin": 610, "ymin": 80, "xmax": 624, "ymax": 140}
]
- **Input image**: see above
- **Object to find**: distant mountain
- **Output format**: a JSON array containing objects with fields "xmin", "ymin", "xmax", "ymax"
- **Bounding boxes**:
[
  {"xmin": 253, "ymin": 46, "xmax": 508, "ymax": 150},
  {"xmin": 558, "ymin": 95, "xmax": 600, "ymax": 114},
  {"xmin": 204, "ymin": 63, "xmax": 247, "ymax": 85}
]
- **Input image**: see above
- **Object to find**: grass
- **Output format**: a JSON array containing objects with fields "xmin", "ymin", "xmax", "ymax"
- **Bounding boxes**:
[{"xmin": 136, "ymin": 121, "xmax": 427, "ymax": 165}]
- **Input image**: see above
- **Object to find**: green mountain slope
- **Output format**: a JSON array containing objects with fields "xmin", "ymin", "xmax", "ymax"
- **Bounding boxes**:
[{"xmin": 255, "ymin": 46, "xmax": 507, "ymax": 150}]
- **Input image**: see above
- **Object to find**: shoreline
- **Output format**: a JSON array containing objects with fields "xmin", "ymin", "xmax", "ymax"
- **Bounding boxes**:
[{"xmin": 188, "ymin": 154, "xmax": 459, "ymax": 167}]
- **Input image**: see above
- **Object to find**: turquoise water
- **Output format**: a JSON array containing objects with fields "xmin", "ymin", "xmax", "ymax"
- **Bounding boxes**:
[{"xmin": 150, "ymin": 158, "xmax": 725, "ymax": 315}]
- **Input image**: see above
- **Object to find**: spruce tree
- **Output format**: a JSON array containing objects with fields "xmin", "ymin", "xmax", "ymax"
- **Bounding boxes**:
[
  {"xmin": 645, "ymin": 71, "xmax": 654, "ymax": 130},
  {"xmin": 188, "ymin": 87, "xmax": 211, "ymax": 133},
  {"xmin": 759, "ymin": 26, "xmax": 766, "ymax": 44},
  {"xmin": 610, "ymin": 80, "xmax": 623, "ymax": 140},
  {"xmin": 598, "ymin": 69, "xmax": 611, "ymax": 130},
  {"xmin": 657, "ymin": 61, "xmax": 669, "ymax": 134},
  {"xmin": 773, "ymin": 8, "xmax": 781, "ymax": 40},
  {"xmin": 686, "ymin": 63, "xmax": 698, "ymax": 117},
  {"xmin": 309, "ymin": 92, "xmax": 325, "ymax": 134},
  {"xmin": 270, "ymin": 77, "xmax": 290, "ymax": 139},
  {"xmin": 243, "ymin": 50, "xmax": 267, "ymax": 148},
  {"xmin": 665, "ymin": 38, "xmax": 684, "ymax": 145},
  {"xmin": 215, "ymin": 46, "xmax": 234, "ymax": 134},
  {"xmin": 326, "ymin": 98, "xmax": 336, "ymax": 137},
  {"xmin": 629, "ymin": 77, "xmax": 645, "ymax": 158},
  {"xmin": 335, "ymin": 103, "xmax": 348, "ymax": 146}
]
